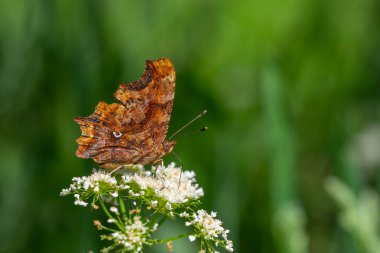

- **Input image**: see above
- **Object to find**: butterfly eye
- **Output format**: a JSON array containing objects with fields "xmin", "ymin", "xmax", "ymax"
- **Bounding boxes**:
[{"xmin": 112, "ymin": 131, "xmax": 123, "ymax": 138}]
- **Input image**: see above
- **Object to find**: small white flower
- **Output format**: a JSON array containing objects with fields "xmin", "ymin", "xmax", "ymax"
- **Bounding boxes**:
[
  {"xmin": 102, "ymin": 216, "xmax": 151, "ymax": 252},
  {"xmin": 121, "ymin": 162, "xmax": 204, "ymax": 209},
  {"xmin": 60, "ymin": 188, "xmax": 70, "ymax": 196},
  {"xmin": 122, "ymin": 185, "xmax": 130, "ymax": 189},
  {"xmin": 165, "ymin": 202, "xmax": 172, "ymax": 210},
  {"xmin": 128, "ymin": 190, "xmax": 140, "ymax": 197},
  {"xmin": 151, "ymin": 200, "xmax": 158, "ymax": 207},
  {"xmin": 110, "ymin": 206, "xmax": 119, "ymax": 214},
  {"xmin": 111, "ymin": 192, "xmax": 118, "ymax": 197},
  {"xmin": 180, "ymin": 211, "xmax": 189, "ymax": 217},
  {"xmin": 185, "ymin": 210, "xmax": 233, "ymax": 252},
  {"xmin": 153, "ymin": 223, "xmax": 158, "ymax": 231},
  {"xmin": 122, "ymin": 175, "xmax": 132, "ymax": 183},
  {"xmin": 60, "ymin": 170, "xmax": 120, "ymax": 202},
  {"xmin": 226, "ymin": 241, "xmax": 234, "ymax": 252},
  {"xmin": 74, "ymin": 199, "xmax": 88, "ymax": 207},
  {"xmin": 188, "ymin": 235, "xmax": 196, "ymax": 242},
  {"xmin": 107, "ymin": 218, "xmax": 116, "ymax": 223}
]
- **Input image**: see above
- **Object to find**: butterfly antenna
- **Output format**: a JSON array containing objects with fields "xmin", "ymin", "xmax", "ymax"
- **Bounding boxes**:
[
  {"xmin": 175, "ymin": 126, "xmax": 208, "ymax": 140},
  {"xmin": 169, "ymin": 110, "xmax": 207, "ymax": 140}
]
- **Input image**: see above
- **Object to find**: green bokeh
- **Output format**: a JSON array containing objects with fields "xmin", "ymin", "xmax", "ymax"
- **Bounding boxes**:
[{"xmin": 0, "ymin": 0, "xmax": 379, "ymax": 252}]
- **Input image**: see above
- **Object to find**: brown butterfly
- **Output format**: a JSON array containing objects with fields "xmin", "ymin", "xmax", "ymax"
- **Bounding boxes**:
[{"xmin": 74, "ymin": 58, "xmax": 176, "ymax": 169}]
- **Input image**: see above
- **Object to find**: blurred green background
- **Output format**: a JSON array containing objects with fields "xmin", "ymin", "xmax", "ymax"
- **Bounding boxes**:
[{"xmin": 0, "ymin": 0, "xmax": 379, "ymax": 252}]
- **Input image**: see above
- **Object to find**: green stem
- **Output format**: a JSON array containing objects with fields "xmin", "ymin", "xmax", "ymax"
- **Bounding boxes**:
[
  {"xmin": 154, "ymin": 232, "xmax": 193, "ymax": 244},
  {"xmin": 149, "ymin": 213, "xmax": 161, "ymax": 225},
  {"xmin": 115, "ymin": 213, "xmax": 124, "ymax": 227},
  {"xmin": 157, "ymin": 216, "xmax": 167, "ymax": 227},
  {"xmin": 99, "ymin": 198, "xmax": 125, "ymax": 232},
  {"xmin": 100, "ymin": 226, "xmax": 119, "ymax": 233},
  {"xmin": 118, "ymin": 195, "xmax": 127, "ymax": 217}
]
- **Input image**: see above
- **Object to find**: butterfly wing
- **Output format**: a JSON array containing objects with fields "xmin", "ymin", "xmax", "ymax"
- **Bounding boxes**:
[{"xmin": 75, "ymin": 58, "xmax": 176, "ymax": 169}]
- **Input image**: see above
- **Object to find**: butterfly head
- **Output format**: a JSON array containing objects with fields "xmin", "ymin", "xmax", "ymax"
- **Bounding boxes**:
[{"xmin": 163, "ymin": 140, "xmax": 176, "ymax": 154}]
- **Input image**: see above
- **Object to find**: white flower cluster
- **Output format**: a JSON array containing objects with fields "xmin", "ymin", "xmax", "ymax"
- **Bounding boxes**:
[
  {"xmin": 101, "ymin": 216, "xmax": 151, "ymax": 253},
  {"xmin": 60, "ymin": 170, "xmax": 119, "ymax": 206},
  {"xmin": 122, "ymin": 163, "xmax": 204, "ymax": 210},
  {"xmin": 61, "ymin": 163, "xmax": 234, "ymax": 252},
  {"xmin": 185, "ymin": 210, "xmax": 233, "ymax": 252}
]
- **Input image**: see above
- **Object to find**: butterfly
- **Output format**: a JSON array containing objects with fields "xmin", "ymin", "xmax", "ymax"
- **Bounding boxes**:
[{"xmin": 74, "ymin": 58, "xmax": 176, "ymax": 169}]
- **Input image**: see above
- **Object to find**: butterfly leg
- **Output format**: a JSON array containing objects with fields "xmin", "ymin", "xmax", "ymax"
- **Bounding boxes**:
[
  {"xmin": 171, "ymin": 151, "xmax": 183, "ymax": 167},
  {"xmin": 178, "ymin": 168, "xmax": 183, "ymax": 189},
  {"xmin": 109, "ymin": 165, "xmax": 124, "ymax": 175},
  {"xmin": 109, "ymin": 164, "xmax": 134, "ymax": 175}
]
